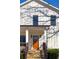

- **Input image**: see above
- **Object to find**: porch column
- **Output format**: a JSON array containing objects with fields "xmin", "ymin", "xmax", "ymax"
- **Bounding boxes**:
[
  {"xmin": 44, "ymin": 30, "xmax": 46, "ymax": 43},
  {"xmin": 26, "ymin": 30, "xmax": 29, "ymax": 43}
]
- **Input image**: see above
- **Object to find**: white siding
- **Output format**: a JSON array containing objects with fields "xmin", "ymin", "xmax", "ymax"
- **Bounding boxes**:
[{"xmin": 47, "ymin": 34, "xmax": 58, "ymax": 49}]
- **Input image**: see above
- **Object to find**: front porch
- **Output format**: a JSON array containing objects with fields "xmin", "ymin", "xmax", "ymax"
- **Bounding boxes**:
[{"xmin": 20, "ymin": 26, "xmax": 48, "ymax": 50}]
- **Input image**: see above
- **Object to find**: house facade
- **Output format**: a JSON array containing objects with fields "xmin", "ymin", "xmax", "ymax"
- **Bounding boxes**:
[{"xmin": 20, "ymin": 0, "xmax": 59, "ymax": 50}]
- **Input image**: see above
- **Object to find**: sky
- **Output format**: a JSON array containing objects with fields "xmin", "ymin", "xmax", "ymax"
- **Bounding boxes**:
[{"xmin": 20, "ymin": 0, "xmax": 59, "ymax": 8}]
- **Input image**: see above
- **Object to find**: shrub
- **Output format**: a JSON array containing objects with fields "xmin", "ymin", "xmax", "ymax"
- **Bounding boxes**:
[
  {"xmin": 47, "ymin": 49, "xmax": 59, "ymax": 59},
  {"xmin": 20, "ymin": 51, "xmax": 25, "ymax": 59}
]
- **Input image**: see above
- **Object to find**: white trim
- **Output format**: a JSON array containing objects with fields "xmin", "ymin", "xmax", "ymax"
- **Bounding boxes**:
[
  {"xmin": 41, "ymin": 0, "xmax": 59, "ymax": 10},
  {"xmin": 20, "ymin": 0, "xmax": 30, "ymax": 6},
  {"xmin": 20, "ymin": 0, "xmax": 59, "ymax": 9}
]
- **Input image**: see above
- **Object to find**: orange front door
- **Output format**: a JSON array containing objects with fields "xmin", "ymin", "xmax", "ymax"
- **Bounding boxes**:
[{"xmin": 33, "ymin": 35, "xmax": 39, "ymax": 49}]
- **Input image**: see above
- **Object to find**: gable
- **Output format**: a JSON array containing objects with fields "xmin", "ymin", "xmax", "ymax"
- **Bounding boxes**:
[{"xmin": 21, "ymin": 0, "xmax": 59, "ymax": 14}]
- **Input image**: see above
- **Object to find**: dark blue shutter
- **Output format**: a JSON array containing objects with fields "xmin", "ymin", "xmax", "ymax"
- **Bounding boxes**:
[
  {"xmin": 33, "ymin": 15, "xmax": 38, "ymax": 26},
  {"xmin": 51, "ymin": 15, "xmax": 56, "ymax": 26},
  {"xmin": 20, "ymin": 35, "xmax": 26, "ymax": 42}
]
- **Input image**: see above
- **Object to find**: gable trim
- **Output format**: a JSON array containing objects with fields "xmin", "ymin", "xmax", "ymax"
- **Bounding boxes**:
[
  {"xmin": 20, "ymin": 0, "xmax": 32, "ymax": 7},
  {"xmin": 35, "ymin": 0, "xmax": 59, "ymax": 14}
]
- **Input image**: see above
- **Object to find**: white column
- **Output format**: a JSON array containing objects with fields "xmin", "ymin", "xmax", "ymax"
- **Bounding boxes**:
[
  {"xmin": 44, "ymin": 30, "xmax": 46, "ymax": 43},
  {"xmin": 26, "ymin": 30, "xmax": 29, "ymax": 43}
]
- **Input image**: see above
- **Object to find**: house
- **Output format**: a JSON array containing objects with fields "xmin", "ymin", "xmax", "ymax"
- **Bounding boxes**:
[{"xmin": 20, "ymin": 0, "xmax": 59, "ymax": 50}]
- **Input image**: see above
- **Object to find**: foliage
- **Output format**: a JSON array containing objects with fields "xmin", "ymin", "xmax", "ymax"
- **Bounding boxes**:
[{"xmin": 47, "ymin": 49, "xmax": 59, "ymax": 59}]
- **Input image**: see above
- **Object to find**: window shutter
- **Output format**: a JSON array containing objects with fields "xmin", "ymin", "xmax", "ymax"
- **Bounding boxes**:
[
  {"xmin": 51, "ymin": 15, "xmax": 56, "ymax": 26},
  {"xmin": 33, "ymin": 15, "xmax": 38, "ymax": 26}
]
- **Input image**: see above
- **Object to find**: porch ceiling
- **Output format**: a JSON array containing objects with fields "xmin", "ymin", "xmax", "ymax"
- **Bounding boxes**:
[{"xmin": 20, "ymin": 26, "xmax": 45, "ymax": 35}]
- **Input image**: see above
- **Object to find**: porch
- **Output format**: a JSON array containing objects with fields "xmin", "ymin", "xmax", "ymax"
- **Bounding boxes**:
[{"xmin": 20, "ymin": 25, "xmax": 48, "ymax": 50}]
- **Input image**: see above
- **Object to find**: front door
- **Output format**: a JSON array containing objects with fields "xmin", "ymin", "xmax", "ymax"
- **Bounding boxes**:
[{"xmin": 33, "ymin": 35, "xmax": 39, "ymax": 50}]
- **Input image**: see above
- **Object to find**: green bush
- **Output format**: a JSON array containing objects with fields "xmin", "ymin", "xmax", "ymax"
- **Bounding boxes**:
[
  {"xmin": 47, "ymin": 49, "xmax": 59, "ymax": 59},
  {"xmin": 20, "ymin": 53, "xmax": 25, "ymax": 59}
]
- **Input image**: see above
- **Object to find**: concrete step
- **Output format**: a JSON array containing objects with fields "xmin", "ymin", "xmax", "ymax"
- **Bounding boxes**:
[
  {"xmin": 27, "ymin": 57, "xmax": 42, "ymax": 59},
  {"xmin": 27, "ymin": 50, "xmax": 43, "ymax": 59}
]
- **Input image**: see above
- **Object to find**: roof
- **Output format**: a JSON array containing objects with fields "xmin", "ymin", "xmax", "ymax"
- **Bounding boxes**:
[{"xmin": 20, "ymin": 0, "xmax": 59, "ymax": 14}]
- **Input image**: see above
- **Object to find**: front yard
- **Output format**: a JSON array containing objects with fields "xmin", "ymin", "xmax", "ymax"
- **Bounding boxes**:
[{"xmin": 20, "ymin": 49, "xmax": 59, "ymax": 59}]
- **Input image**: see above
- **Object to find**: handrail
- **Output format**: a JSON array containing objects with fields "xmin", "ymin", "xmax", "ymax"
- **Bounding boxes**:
[{"xmin": 47, "ymin": 30, "xmax": 59, "ymax": 39}]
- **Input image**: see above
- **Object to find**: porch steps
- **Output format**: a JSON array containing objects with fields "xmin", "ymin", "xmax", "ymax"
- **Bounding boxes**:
[{"xmin": 27, "ymin": 50, "xmax": 44, "ymax": 59}]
